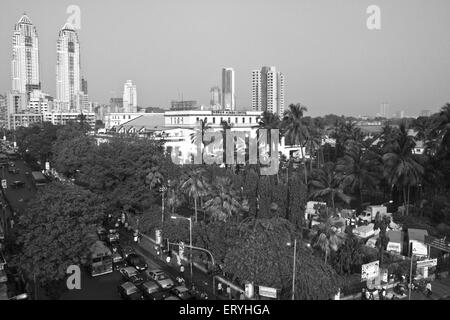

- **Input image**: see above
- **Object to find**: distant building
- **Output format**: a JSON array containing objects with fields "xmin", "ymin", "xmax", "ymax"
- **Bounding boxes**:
[
  {"xmin": 420, "ymin": 110, "xmax": 432, "ymax": 117},
  {"xmin": 222, "ymin": 68, "xmax": 235, "ymax": 111},
  {"xmin": 43, "ymin": 112, "xmax": 95, "ymax": 127},
  {"xmin": 110, "ymin": 97, "xmax": 123, "ymax": 113},
  {"xmin": 27, "ymin": 90, "xmax": 54, "ymax": 113},
  {"xmin": 81, "ymin": 77, "xmax": 88, "ymax": 94},
  {"xmin": 252, "ymin": 66, "xmax": 284, "ymax": 117},
  {"xmin": 379, "ymin": 102, "xmax": 389, "ymax": 118},
  {"xmin": 8, "ymin": 113, "xmax": 43, "ymax": 130},
  {"xmin": 210, "ymin": 86, "xmax": 221, "ymax": 108},
  {"xmin": 0, "ymin": 95, "xmax": 7, "ymax": 128},
  {"xmin": 11, "ymin": 14, "xmax": 41, "ymax": 95},
  {"xmin": 7, "ymin": 91, "xmax": 28, "ymax": 116},
  {"xmin": 105, "ymin": 112, "xmax": 143, "ymax": 130},
  {"xmin": 170, "ymin": 100, "xmax": 197, "ymax": 111},
  {"xmin": 56, "ymin": 23, "xmax": 81, "ymax": 111},
  {"xmin": 123, "ymin": 80, "xmax": 137, "ymax": 113}
]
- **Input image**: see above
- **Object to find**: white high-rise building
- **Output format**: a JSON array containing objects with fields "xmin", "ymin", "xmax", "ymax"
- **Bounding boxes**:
[
  {"xmin": 123, "ymin": 80, "xmax": 137, "ymax": 113},
  {"xmin": 56, "ymin": 23, "xmax": 81, "ymax": 112},
  {"xmin": 252, "ymin": 66, "xmax": 285, "ymax": 117},
  {"xmin": 222, "ymin": 68, "xmax": 235, "ymax": 111},
  {"xmin": 11, "ymin": 14, "xmax": 40, "ymax": 95}
]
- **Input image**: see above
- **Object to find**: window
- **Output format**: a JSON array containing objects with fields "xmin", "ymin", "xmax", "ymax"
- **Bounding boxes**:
[
  {"xmin": 235, "ymin": 117, "xmax": 238, "ymax": 123},
  {"xmin": 213, "ymin": 117, "xmax": 216, "ymax": 124},
  {"xmin": 242, "ymin": 117, "xmax": 245, "ymax": 123},
  {"xmin": 249, "ymin": 118, "xmax": 252, "ymax": 123}
]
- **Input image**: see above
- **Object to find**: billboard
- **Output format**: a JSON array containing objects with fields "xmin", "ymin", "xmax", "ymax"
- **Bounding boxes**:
[{"xmin": 361, "ymin": 260, "xmax": 379, "ymax": 282}]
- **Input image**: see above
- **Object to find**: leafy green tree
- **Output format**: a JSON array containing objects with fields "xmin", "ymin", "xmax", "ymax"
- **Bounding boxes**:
[
  {"xmin": 12, "ymin": 183, "xmax": 103, "ymax": 298},
  {"xmin": 330, "ymin": 235, "xmax": 365, "ymax": 275},
  {"xmin": 224, "ymin": 218, "xmax": 341, "ymax": 300}
]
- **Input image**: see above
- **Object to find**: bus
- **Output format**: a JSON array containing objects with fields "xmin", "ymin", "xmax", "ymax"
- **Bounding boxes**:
[
  {"xmin": 89, "ymin": 240, "xmax": 113, "ymax": 277},
  {"xmin": 31, "ymin": 171, "xmax": 47, "ymax": 187}
]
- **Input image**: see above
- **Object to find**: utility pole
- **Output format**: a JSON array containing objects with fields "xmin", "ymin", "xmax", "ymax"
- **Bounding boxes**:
[
  {"xmin": 408, "ymin": 242, "xmax": 414, "ymax": 300},
  {"xmin": 292, "ymin": 239, "xmax": 297, "ymax": 300}
]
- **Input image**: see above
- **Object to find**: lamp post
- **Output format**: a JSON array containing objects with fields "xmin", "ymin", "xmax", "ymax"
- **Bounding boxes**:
[
  {"xmin": 171, "ymin": 215, "xmax": 193, "ymax": 283},
  {"xmin": 287, "ymin": 239, "xmax": 297, "ymax": 300}
]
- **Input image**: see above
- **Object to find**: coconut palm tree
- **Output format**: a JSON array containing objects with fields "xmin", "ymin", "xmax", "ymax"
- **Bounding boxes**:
[
  {"xmin": 309, "ymin": 162, "xmax": 351, "ymax": 210},
  {"xmin": 203, "ymin": 176, "xmax": 242, "ymax": 222},
  {"xmin": 190, "ymin": 119, "xmax": 212, "ymax": 147},
  {"xmin": 315, "ymin": 233, "xmax": 331, "ymax": 264},
  {"xmin": 336, "ymin": 142, "xmax": 381, "ymax": 208},
  {"xmin": 180, "ymin": 168, "xmax": 210, "ymax": 222},
  {"xmin": 382, "ymin": 123, "xmax": 425, "ymax": 215}
]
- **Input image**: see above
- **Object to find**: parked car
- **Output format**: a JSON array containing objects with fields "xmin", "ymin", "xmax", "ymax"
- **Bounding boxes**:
[
  {"xmin": 140, "ymin": 280, "xmax": 168, "ymax": 300},
  {"xmin": 8, "ymin": 162, "xmax": 15, "ymax": 167},
  {"xmin": 112, "ymin": 252, "xmax": 126, "ymax": 270},
  {"xmin": 119, "ymin": 267, "xmax": 139, "ymax": 281},
  {"xmin": 121, "ymin": 246, "xmax": 136, "ymax": 259},
  {"xmin": 146, "ymin": 269, "xmax": 175, "ymax": 289},
  {"xmin": 125, "ymin": 253, "xmax": 148, "ymax": 272},
  {"xmin": 118, "ymin": 282, "xmax": 142, "ymax": 300},
  {"xmin": 8, "ymin": 167, "xmax": 19, "ymax": 174},
  {"xmin": 171, "ymin": 285, "xmax": 196, "ymax": 300}
]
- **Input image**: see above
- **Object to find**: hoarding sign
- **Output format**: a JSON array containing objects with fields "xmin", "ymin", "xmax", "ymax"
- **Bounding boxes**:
[
  {"xmin": 417, "ymin": 259, "xmax": 438, "ymax": 269},
  {"xmin": 258, "ymin": 285, "xmax": 278, "ymax": 299},
  {"xmin": 155, "ymin": 229, "xmax": 162, "ymax": 245},
  {"xmin": 179, "ymin": 241, "xmax": 185, "ymax": 259},
  {"xmin": 245, "ymin": 283, "xmax": 254, "ymax": 299},
  {"xmin": 1, "ymin": 180, "xmax": 6, "ymax": 189},
  {"xmin": 361, "ymin": 260, "xmax": 379, "ymax": 282},
  {"xmin": 424, "ymin": 235, "xmax": 450, "ymax": 253}
]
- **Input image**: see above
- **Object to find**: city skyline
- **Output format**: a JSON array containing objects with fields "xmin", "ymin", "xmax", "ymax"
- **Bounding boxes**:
[{"xmin": 0, "ymin": 0, "xmax": 449, "ymax": 117}]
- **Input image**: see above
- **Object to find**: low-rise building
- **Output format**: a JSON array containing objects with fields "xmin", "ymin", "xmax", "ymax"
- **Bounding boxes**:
[{"xmin": 42, "ymin": 112, "xmax": 96, "ymax": 127}]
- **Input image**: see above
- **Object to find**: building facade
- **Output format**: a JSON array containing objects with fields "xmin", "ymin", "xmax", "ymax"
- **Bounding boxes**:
[
  {"xmin": 222, "ymin": 68, "xmax": 235, "ymax": 111},
  {"xmin": 105, "ymin": 112, "xmax": 144, "ymax": 130},
  {"xmin": 56, "ymin": 23, "xmax": 81, "ymax": 111},
  {"xmin": 123, "ymin": 80, "xmax": 137, "ymax": 113},
  {"xmin": 252, "ymin": 66, "xmax": 285, "ymax": 117},
  {"xmin": 27, "ymin": 89, "xmax": 53, "ymax": 113},
  {"xmin": 170, "ymin": 100, "xmax": 197, "ymax": 110},
  {"xmin": 42, "ymin": 112, "xmax": 95, "ymax": 127},
  {"xmin": 11, "ymin": 14, "xmax": 40, "ymax": 95},
  {"xmin": 210, "ymin": 86, "xmax": 221, "ymax": 108}
]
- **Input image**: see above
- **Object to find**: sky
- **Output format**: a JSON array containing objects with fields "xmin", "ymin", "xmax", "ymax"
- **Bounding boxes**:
[{"xmin": 1, "ymin": 0, "xmax": 449, "ymax": 117}]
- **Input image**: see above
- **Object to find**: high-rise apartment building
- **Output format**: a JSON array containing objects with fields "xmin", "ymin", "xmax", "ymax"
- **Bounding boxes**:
[
  {"xmin": 210, "ymin": 86, "xmax": 221, "ymax": 108},
  {"xmin": 222, "ymin": 68, "xmax": 235, "ymax": 111},
  {"xmin": 56, "ymin": 23, "xmax": 81, "ymax": 111},
  {"xmin": 123, "ymin": 80, "xmax": 137, "ymax": 113},
  {"xmin": 252, "ymin": 66, "xmax": 284, "ymax": 117},
  {"xmin": 11, "ymin": 14, "xmax": 41, "ymax": 95},
  {"xmin": 81, "ymin": 77, "xmax": 88, "ymax": 94}
]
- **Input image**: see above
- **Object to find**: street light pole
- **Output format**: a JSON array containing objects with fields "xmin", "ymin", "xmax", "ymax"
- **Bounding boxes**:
[
  {"xmin": 292, "ymin": 239, "xmax": 297, "ymax": 300},
  {"xmin": 189, "ymin": 217, "xmax": 193, "ymax": 284}
]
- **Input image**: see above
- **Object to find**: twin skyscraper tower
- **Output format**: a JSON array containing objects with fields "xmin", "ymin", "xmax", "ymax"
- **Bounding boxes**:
[{"xmin": 11, "ymin": 13, "xmax": 84, "ymax": 112}]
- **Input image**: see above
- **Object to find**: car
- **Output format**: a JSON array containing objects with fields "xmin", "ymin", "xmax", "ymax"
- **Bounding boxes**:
[
  {"xmin": 106, "ymin": 232, "xmax": 119, "ymax": 244},
  {"xmin": 118, "ymin": 282, "xmax": 142, "ymax": 300},
  {"xmin": 171, "ymin": 285, "xmax": 196, "ymax": 300},
  {"xmin": 119, "ymin": 266, "xmax": 139, "ymax": 281},
  {"xmin": 140, "ymin": 280, "xmax": 168, "ymax": 300},
  {"xmin": 146, "ymin": 269, "xmax": 175, "ymax": 289},
  {"xmin": 125, "ymin": 253, "xmax": 148, "ymax": 272},
  {"xmin": 11, "ymin": 180, "xmax": 25, "ymax": 188},
  {"xmin": 112, "ymin": 252, "xmax": 126, "ymax": 271},
  {"xmin": 8, "ymin": 162, "xmax": 15, "ymax": 167},
  {"xmin": 121, "ymin": 246, "xmax": 136, "ymax": 258}
]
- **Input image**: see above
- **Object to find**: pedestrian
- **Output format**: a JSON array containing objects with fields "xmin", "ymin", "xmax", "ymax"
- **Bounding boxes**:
[
  {"xmin": 426, "ymin": 282, "xmax": 432, "ymax": 297},
  {"xmin": 361, "ymin": 288, "xmax": 367, "ymax": 300},
  {"xmin": 226, "ymin": 286, "xmax": 231, "ymax": 299},
  {"xmin": 217, "ymin": 282, "xmax": 223, "ymax": 295},
  {"xmin": 239, "ymin": 292, "xmax": 245, "ymax": 300}
]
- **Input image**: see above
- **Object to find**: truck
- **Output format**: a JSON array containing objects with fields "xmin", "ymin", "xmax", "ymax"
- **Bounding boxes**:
[
  {"xmin": 89, "ymin": 240, "xmax": 113, "ymax": 277},
  {"xmin": 357, "ymin": 205, "xmax": 390, "ymax": 224},
  {"xmin": 31, "ymin": 171, "xmax": 47, "ymax": 187}
]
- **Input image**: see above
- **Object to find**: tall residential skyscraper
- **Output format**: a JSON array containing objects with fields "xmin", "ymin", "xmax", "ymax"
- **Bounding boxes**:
[
  {"xmin": 252, "ymin": 66, "xmax": 284, "ymax": 116},
  {"xmin": 11, "ymin": 14, "xmax": 40, "ymax": 95},
  {"xmin": 221, "ymin": 68, "xmax": 235, "ymax": 111},
  {"xmin": 56, "ymin": 23, "xmax": 81, "ymax": 111},
  {"xmin": 210, "ymin": 86, "xmax": 221, "ymax": 108},
  {"xmin": 123, "ymin": 80, "xmax": 137, "ymax": 113}
]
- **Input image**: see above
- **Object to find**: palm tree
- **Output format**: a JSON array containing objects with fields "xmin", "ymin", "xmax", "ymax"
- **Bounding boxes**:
[
  {"xmin": 315, "ymin": 233, "xmax": 330, "ymax": 264},
  {"xmin": 190, "ymin": 119, "xmax": 212, "ymax": 147},
  {"xmin": 203, "ymin": 176, "xmax": 242, "ymax": 222},
  {"xmin": 434, "ymin": 103, "xmax": 450, "ymax": 155},
  {"xmin": 382, "ymin": 123, "xmax": 425, "ymax": 215},
  {"xmin": 336, "ymin": 143, "xmax": 381, "ymax": 208},
  {"xmin": 282, "ymin": 103, "xmax": 310, "ymax": 183},
  {"xmin": 309, "ymin": 162, "xmax": 351, "ymax": 210},
  {"xmin": 180, "ymin": 168, "xmax": 210, "ymax": 222},
  {"xmin": 166, "ymin": 180, "xmax": 182, "ymax": 215},
  {"xmin": 145, "ymin": 166, "xmax": 164, "ymax": 188}
]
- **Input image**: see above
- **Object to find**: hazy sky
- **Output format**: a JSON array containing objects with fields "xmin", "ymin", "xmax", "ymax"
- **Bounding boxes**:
[{"xmin": 1, "ymin": 0, "xmax": 449, "ymax": 116}]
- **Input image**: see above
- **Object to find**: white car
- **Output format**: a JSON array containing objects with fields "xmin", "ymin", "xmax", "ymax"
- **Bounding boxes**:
[{"xmin": 146, "ymin": 269, "xmax": 175, "ymax": 289}]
